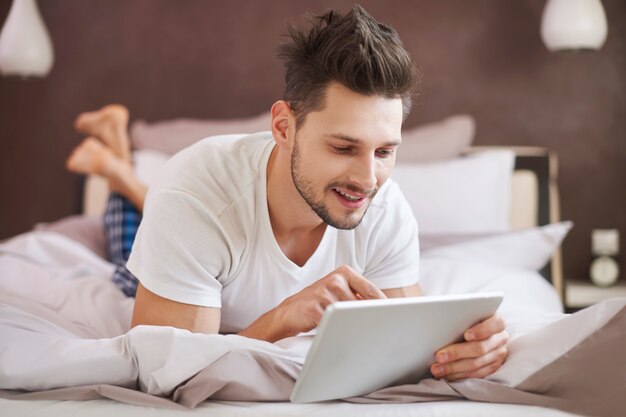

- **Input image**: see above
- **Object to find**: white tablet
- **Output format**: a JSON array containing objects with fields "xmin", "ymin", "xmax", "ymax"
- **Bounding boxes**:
[{"xmin": 290, "ymin": 292, "xmax": 503, "ymax": 403}]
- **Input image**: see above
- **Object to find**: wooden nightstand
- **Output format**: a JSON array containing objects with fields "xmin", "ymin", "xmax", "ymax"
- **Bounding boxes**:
[{"xmin": 565, "ymin": 278, "xmax": 626, "ymax": 312}]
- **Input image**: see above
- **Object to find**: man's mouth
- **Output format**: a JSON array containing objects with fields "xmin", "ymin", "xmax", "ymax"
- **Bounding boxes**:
[{"xmin": 332, "ymin": 187, "xmax": 368, "ymax": 208}]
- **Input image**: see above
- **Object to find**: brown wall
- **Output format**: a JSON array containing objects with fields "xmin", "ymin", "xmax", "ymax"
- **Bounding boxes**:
[{"xmin": 1, "ymin": 0, "xmax": 625, "ymax": 282}]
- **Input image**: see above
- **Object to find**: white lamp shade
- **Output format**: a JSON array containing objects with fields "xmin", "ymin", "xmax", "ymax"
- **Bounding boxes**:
[
  {"xmin": 0, "ymin": 0, "xmax": 54, "ymax": 77},
  {"xmin": 541, "ymin": 0, "xmax": 608, "ymax": 51}
]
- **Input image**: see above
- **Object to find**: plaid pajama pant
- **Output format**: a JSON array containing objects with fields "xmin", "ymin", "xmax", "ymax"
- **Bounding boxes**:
[{"xmin": 103, "ymin": 192, "xmax": 141, "ymax": 297}]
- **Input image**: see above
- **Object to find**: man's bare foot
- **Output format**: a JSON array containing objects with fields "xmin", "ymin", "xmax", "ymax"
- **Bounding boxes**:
[
  {"xmin": 66, "ymin": 137, "xmax": 147, "ymax": 212},
  {"xmin": 65, "ymin": 136, "xmax": 134, "ymax": 194},
  {"xmin": 66, "ymin": 137, "xmax": 119, "ymax": 176},
  {"xmin": 74, "ymin": 104, "xmax": 131, "ymax": 162}
]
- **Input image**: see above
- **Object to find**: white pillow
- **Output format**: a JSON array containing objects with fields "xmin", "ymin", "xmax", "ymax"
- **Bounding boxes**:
[
  {"xmin": 420, "ymin": 221, "xmax": 573, "ymax": 271},
  {"xmin": 133, "ymin": 149, "xmax": 170, "ymax": 188},
  {"xmin": 83, "ymin": 150, "xmax": 171, "ymax": 217},
  {"xmin": 392, "ymin": 151, "xmax": 515, "ymax": 234}
]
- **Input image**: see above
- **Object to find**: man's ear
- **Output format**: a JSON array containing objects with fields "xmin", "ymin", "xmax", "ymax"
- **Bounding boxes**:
[{"xmin": 270, "ymin": 100, "xmax": 294, "ymax": 150}]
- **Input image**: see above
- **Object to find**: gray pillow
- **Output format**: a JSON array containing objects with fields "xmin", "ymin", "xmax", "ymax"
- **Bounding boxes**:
[
  {"xmin": 34, "ymin": 215, "xmax": 107, "ymax": 260},
  {"xmin": 130, "ymin": 113, "xmax": 272, "ymax": 155},
  {"xmin": 396, "ymin": 115, "xmax": 476, "ymax": 162},
  {"xmin": 130, "ymin": 113, "xmax": 476, "ymax": 161}
]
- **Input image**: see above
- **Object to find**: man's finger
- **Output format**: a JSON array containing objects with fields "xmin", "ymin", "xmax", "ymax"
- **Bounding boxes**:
[
  {"xmin": 444, "ymin": 358, "xmax": 505, "ymax": 382},
  {"xmin": 344, "ymin": 272, "xmax": 386, "ymax": 300},
  {"xmin": 321, "ymin": 278, "xmax": 358, "ymax": 302},
  {"xmin": 464, "ymin": 314, "xmax": 506, "ymax": 341},
  {"xmin": 436, "ymin": 330, "xmax": 509, "ymax": 364},
  {"xmin": 431, "ymin": 344, "xmax": 508, "ymax": 378}
]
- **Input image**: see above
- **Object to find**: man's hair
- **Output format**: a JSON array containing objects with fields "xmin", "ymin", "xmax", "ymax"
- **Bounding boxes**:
[{"xmin": 277, "ymin": 5, "xmax": 419, "ymax": 129}]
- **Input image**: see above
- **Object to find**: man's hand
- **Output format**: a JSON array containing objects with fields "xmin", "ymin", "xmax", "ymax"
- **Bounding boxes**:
[
  {"xmin": 430, "ymin": 314, "xmax": 509, "ymax": 381},
  {"xmin": 238, "ymin": 265, "xmax": 386, "ymax": 342}
]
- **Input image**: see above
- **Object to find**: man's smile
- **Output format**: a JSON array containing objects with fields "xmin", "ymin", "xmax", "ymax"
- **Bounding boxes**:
[{"xmin": 332, "ymin": 187, "xmax": 369, "ymax": 208}]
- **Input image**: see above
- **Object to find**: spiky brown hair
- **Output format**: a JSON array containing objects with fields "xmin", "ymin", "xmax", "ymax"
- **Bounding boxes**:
[{"xmin": 277, "ymin": 5, "xmax": 418, "ymax": 129}]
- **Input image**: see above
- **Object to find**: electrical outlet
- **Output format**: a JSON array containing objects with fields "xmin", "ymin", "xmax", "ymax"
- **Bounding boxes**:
[{"xmin": 591, "ymin": 229, "xmax": 620, "ymax": 256}]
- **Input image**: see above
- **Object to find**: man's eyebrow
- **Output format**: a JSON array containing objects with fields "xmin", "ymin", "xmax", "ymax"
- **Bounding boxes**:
[{"xmin": 327, "ymin": 133, "xmax": 401, "ymax": 147}]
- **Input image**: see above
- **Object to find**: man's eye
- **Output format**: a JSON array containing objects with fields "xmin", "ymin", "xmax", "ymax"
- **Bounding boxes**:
[
  {"xmin": 376, "ymin": 149, "xmax": 394, "ymax": 158},
  {"xmin": 333, "ymin": 146, "xmax": 352, "ymax": 154}
]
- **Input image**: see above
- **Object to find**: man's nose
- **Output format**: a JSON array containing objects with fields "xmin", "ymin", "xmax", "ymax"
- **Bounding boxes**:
[{"xmin": 349, "ymin": 154, "xmax": 377, "ymax": 192}]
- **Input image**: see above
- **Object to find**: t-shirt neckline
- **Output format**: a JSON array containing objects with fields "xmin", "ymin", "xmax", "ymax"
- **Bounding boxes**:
[{"xmin": 258, "ymin": 140, "xmax": 335, "ymax": 273}]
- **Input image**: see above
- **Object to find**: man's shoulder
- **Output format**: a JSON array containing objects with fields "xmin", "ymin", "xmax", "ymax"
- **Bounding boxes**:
[
  {"xmin": 337, "ymin": 178, "xmax": 419, "ymax": 279},
  {"xmin": 354, "ymin": 178, "xmax": 417, "ymax": 235},
  {"xmin": 151, "ymin": 131, "xmax": 274, "ymax": 213},
  {"xmin": 366, "ymin": 178, "xmax": 409, "ymax": 214},
  {"xmin": 170, "ymin": 131, "xmax": 273, "ymax": 168}
]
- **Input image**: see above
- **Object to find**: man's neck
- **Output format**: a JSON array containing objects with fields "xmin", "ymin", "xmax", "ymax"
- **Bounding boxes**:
[{"xmin": 266, "ymin": 145, "xmax": 327, "ymax": 265}]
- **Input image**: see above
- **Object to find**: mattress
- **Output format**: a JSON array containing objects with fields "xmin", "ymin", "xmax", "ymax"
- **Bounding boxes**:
[{"xmin": 0, "ymin": 397, "xmax": 582, "ymax": 417}]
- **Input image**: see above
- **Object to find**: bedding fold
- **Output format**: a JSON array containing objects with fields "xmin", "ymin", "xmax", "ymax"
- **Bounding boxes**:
[{"xmin": 1, "ymin": 231, "xmax": 624, "ymax": 417}]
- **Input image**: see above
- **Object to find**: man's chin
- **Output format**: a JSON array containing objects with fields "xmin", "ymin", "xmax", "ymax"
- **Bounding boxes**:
[
  {"xmin": 307, "ymin": 193, "xmax": 371, "ymax": 230},
  {"xmin": 324, "ymin": 209, "xmax": 367, "ymax": 230},
  {"xmin": 329, "ymin": 221, "xmax": 361, "ymax": 230}
]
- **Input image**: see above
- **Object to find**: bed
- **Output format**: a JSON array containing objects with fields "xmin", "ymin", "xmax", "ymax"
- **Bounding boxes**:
[{"xmin": 1, "ymin": 114, "xmax": 623, "ymax": 417}]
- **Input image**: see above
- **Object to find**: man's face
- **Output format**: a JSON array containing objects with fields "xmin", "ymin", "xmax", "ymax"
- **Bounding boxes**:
[{"xmin": 289, "ymin": 82, "xmax": 403, "ymax": 230}]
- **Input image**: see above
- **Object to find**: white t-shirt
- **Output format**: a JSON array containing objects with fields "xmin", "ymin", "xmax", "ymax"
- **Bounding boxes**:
[{"xmin": 126, "ymin": 132, "xmax": 420, "ymax": 333}]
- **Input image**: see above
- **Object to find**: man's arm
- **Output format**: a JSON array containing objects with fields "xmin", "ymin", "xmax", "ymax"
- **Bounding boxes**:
[
  {"xmin": 382, "ymin": 282, "xmax": 508, "ymax": 381},
  {"xmin": 132, "ymin": 276, "xmax": 507, "ymax": 381},
  {"xmin": 131, "ymin": 266, "xmax": 386, "ymax": 339},
  {"xmin": 131, "ymin": 283, "xmax": 221, "ymax": 334},
  {"xmin": 238, "ymin": 265, "xmax": 387, "ymax": 342},
  {"xmin": 382, "ymin": 283, "xmax": 423, "ymax": 298}
]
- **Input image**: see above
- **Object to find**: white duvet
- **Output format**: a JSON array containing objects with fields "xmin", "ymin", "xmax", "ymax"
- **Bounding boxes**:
[{"xmin": 0, "ymin": 232, "xmax": 624, "ymax": 417}]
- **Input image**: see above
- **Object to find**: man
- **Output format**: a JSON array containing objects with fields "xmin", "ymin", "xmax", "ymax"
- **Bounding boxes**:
[{"xmin": 127, "ymin": 5, "xmax": 509, "ymax": 382}]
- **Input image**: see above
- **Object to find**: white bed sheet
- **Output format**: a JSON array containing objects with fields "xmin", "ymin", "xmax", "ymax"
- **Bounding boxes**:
[{"xmin": 0, "ymin": 231, "xmax": 583, "ymax": 417}]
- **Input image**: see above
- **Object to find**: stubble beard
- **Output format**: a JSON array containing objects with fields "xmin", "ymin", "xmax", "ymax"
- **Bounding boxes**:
[{"xmin": 290, "ymin": 137, "xmax": 377, "ymax": 230}]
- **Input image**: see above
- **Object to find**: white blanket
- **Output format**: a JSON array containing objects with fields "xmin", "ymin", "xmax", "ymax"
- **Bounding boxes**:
[{"xmin": 0, "ymin": 232, "xmax": 624, "ymax": 417}]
